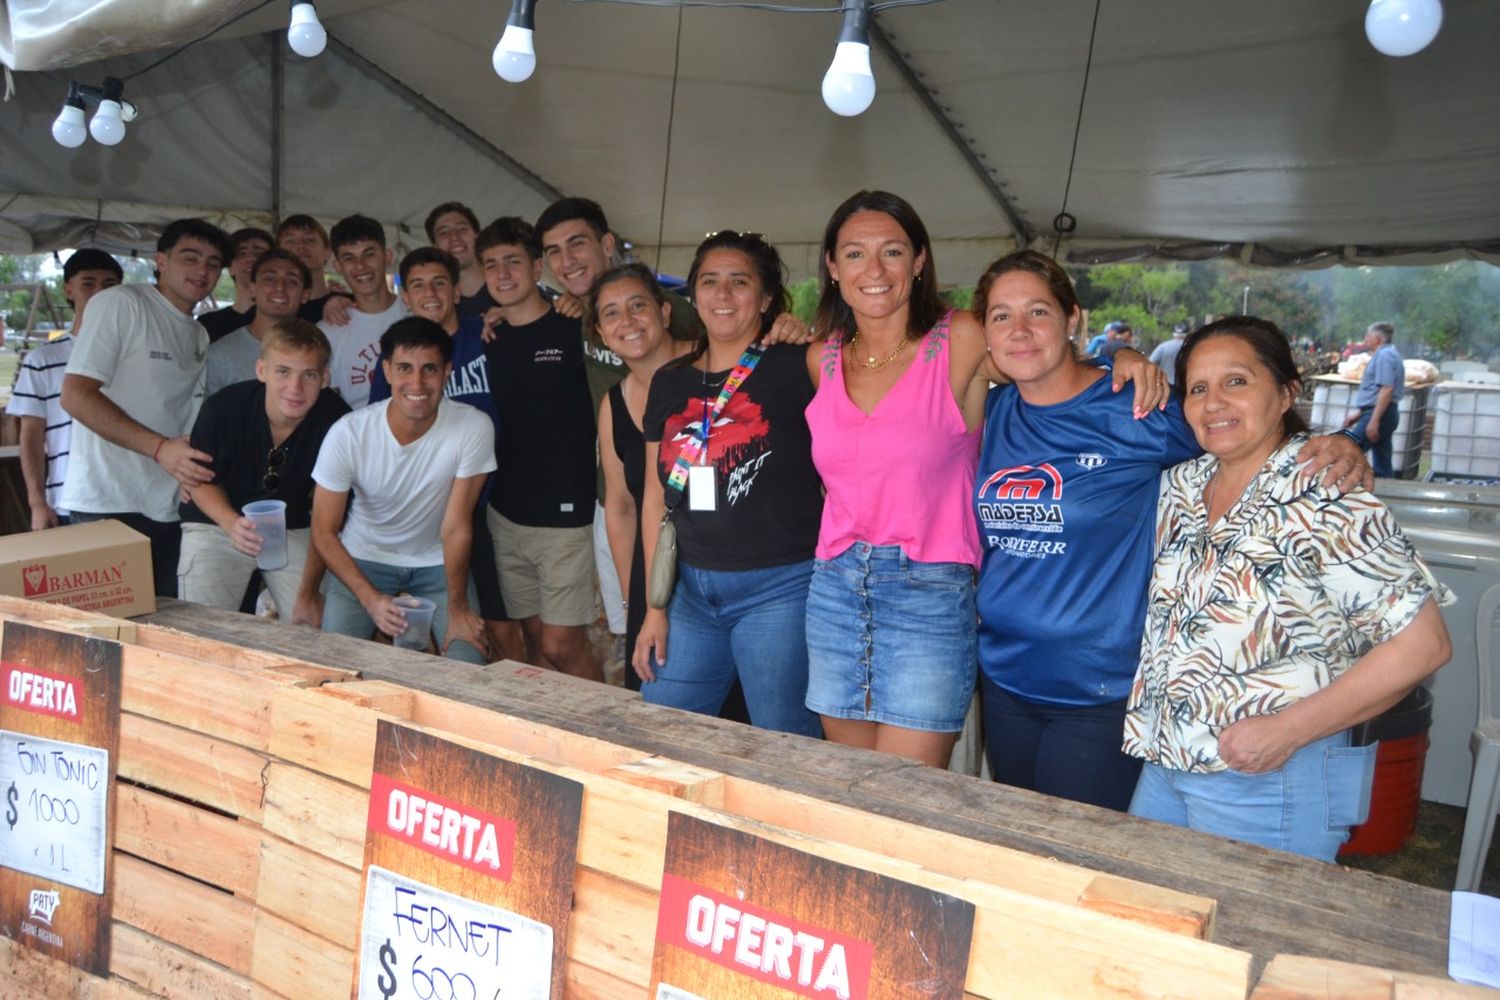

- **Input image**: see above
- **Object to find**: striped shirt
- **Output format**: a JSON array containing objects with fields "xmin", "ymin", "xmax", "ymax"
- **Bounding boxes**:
[{"xmin": 5, "ymin": 335, "xmax": 74, "ymax": 514}]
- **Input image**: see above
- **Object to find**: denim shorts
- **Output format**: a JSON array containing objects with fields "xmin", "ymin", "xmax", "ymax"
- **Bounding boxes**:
[
  {"xmin": 805, "ymin": 543, "xmax": 977, "ymax": 732},
  {"xmin": 1128, "ymin": 729, "xmax": 1377, "ymax": 861}
]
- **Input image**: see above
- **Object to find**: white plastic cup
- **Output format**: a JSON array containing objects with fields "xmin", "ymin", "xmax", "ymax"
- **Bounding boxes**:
[
  {"xmin": 242, "ymin": 500, "xmax": 288, "ymax": 571},
  {"xmin": 392, "ymin": 596, "xmax": 437, "ymax": 651}
]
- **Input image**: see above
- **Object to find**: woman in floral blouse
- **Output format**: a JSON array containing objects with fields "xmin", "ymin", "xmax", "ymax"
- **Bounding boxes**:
[{"xmin": 1124, "ymin": 316, "xmax": 1451, "ymax": 861}]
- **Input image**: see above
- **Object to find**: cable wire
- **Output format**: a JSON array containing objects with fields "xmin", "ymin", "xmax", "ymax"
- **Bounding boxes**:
[
  {"xmin": 123, "ymin": 0, "xmax": 279, "ymax": 81},
  {"xmin": 653, "ymin": 6, "xmax": 685, "ymax": 270},
  {"xmin": 1051, "ymin": 0, "xmax": 1102, "ymax": 257}
]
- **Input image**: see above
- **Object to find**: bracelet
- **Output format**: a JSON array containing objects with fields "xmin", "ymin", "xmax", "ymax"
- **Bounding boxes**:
[
  {"xmin": 1337, "ymin": 428, "xmax": 1362, "ymax": 443},
  {"xmin": 151, "ymin": 437, "xmax": 167, "ymax": 463}
]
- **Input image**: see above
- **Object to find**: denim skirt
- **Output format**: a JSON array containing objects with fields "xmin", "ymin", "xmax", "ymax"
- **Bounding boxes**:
[{"xmin": 804, "ymin": 542, "xmax": 977, "ymax": 732}]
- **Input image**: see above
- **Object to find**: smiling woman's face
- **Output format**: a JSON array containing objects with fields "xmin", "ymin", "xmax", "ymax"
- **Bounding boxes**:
[{"xmin": 1182, "ymin": 334, "xmax": 1295, "ymax": 466}]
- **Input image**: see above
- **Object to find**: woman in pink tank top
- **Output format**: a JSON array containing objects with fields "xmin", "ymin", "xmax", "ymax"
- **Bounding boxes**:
[{"xmin": 802, "ymin": 191, "xmax": 1163, "ymax": 768}]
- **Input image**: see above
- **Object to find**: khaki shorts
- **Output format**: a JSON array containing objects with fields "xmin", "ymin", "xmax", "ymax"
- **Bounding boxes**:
[{"xmin": 487, "ymin": 508, "xmax": 596, "ymax": 626}]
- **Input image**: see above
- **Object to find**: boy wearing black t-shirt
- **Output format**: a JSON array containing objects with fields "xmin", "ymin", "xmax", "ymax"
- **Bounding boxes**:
[
  {"xmin": 178, "ymin": 319, "xmax": 350, "ymax": 624},
  {"xmin": 479, "ymin": 218, "xmax": 602, "ymax": 681}
]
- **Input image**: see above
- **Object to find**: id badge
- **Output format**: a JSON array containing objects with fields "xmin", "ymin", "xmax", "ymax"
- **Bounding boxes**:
[{"xmin": 688, "ymin": 465, "xmax": 717, "ymax": 511}]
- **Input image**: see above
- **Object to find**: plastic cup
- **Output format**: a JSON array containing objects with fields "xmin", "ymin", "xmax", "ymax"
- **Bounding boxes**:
[
  {"xmin": 242, "ymin": 500, "xmax": 288, "ymax": 571},
  {"xmin": 392, "ymin": 596, "xmax": 437, "ymax": 652}
]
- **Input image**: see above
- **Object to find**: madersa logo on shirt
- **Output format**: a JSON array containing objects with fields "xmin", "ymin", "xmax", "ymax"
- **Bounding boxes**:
[{"xmin": 976, "ymin": 463, "xmax": 1065, "ymax": 534}]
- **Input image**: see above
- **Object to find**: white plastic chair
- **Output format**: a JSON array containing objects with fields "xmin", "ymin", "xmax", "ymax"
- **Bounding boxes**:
[{"xmin": 1456, "ymin": 581, "xmax": 1500, "ymax": 892}]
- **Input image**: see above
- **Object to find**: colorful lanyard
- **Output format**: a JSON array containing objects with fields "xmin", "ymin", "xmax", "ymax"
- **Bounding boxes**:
[{"xmin": 664, "ymin": 343, "xmax": 765, "ymax": 503}]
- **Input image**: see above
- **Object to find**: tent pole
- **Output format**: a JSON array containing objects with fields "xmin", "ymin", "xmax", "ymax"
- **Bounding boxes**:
[
  {"xmin": 870, "ymin": 23, "xmax": 1031, "ymax": 245},
  {"xmin": 325, "ymin": 35, "xmax": 563, "ymax": 205},
  {"xmin": 271, "ymin": 32, "xmax": 284, "ymax": 225}
]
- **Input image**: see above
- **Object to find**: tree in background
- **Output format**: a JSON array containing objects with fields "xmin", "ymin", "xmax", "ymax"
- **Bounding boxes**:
[{"xmin": 1328, "ymin": 262, "xmax": 1500, "ymax": 361}]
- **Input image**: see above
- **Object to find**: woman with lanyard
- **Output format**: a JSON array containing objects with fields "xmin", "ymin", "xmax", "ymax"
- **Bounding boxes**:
[{"xmin": 636, "ymin": 231, "xmax": 824, "ymax": 737}]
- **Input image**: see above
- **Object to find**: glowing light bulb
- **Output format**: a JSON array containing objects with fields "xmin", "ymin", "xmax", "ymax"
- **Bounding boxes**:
[
  {"xmin": 1365, "ymin": 0, "xmax": 1443, "ymax": 57},
  {"xmin": 89, "ymin": 100, "xmax": 125, "ymax": 145},
  {"xmin": 821, "ymin": 0, "xmax": 876, "ymax": 116},
  {"xmin": 492, "ymin": 26, "xmax": 537, "ymax": 83},
  {"xmin": 493, "ymin": 0, "xmax": 538, "ymax": 83},
  {"xmin": 288, "ymin": 2, "xmax": 328, "ymax": 58},
  {"xmin": 52, "ymin": 101, "xmax": 87, "ymax": 148},
  {"xmin": 822, "ymin": 41, "xmax": 875, "ymax": 116}
]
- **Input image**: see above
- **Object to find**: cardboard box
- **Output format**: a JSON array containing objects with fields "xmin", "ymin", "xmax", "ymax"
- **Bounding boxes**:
[{"xmin": 0, "ymin": 520, "xmax": 155, "ymax": 617}]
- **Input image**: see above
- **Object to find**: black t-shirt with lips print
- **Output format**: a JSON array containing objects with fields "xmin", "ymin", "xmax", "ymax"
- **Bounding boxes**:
[{"xmin": 643, "ymin": 343, "xmax": 824, "ymax": 572}]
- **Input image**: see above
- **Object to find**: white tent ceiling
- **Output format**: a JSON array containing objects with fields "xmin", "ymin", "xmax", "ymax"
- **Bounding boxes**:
[{"xmin": 2, "ymin": 0, "xmax": 1498, "ymax": 279}]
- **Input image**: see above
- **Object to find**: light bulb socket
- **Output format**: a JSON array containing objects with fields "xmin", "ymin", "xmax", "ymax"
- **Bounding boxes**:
[
  {"xmin": 506, "ymin": 0, "xmax": 537, "ymax": 30},
  {"xmin": 63, "ymin": 81, "xmax": 87, "ymax": 112},
  {"xmin": 835, "ymin": 0, "xmax": 872, "ymax": 45}
]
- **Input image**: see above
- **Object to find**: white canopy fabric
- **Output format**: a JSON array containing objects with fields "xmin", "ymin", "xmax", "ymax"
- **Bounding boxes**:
[{"xmin": 2, "ymin": 0, "xmax": 1498, "ymax": 279}]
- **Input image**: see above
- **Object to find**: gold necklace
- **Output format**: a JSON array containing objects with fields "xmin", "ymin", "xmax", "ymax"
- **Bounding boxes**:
[{"xmin": 847, "ymin": 330, "xmax": 911, "ymax": 370}]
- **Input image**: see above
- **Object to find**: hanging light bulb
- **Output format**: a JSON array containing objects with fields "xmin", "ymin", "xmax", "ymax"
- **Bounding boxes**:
[
  {"xmin": 88, "ymin": 77, "xmax": 127, "ymax": 146},
  {"xmin": 288, "ymin": 1, "xmax": 328, "ymax": 58},
  {"xmin": 821, "ymin": 0, "xmax": 876, "ymax": 117},
  {"xmin": 52, "ymin": 83, "xmax": 88, "ymax": 148},
  {"xmin": 492, "ymin": 0, "xmax": 538, "ymax": 83},
  {"xmin": 1365, "ymin": 0, "xmax": 1443, "ymax": 57}
]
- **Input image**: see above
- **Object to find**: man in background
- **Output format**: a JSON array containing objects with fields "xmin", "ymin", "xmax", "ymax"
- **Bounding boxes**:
[
  {"xmin": 204, "ymin": 249, "xmax": 311, "ymax": 395},
  {"xmin": 1344, "ymin": 321, "xmax": 1405, "ymax": 478},
  {"xmin": 6, "ymin": 248, "xmax": 122, "ymax": 529},
  {"xmin": 426, "ymin": 202, "xmax": 498, "ymax": 317},
  {"xmin": 197, "ymin": 228, "xmax": 274, "ymax": 342},
  {"xmin": 1149, "ymin": 323, "xmax": 1189, "ymax": 385}
]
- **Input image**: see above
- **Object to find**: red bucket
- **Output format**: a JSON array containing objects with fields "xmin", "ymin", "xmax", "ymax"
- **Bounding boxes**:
[{"xmin": 1339, "ymin": 687, "xmax": 1433, "ymax": 857}]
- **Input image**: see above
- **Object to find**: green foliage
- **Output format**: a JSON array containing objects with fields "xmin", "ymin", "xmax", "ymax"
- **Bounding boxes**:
[{"xmin": 787, "ymin": 276, "xmax": 820, "ymax": 326}]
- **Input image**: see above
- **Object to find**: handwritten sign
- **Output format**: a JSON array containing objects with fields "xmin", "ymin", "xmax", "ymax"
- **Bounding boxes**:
[
  {"xmin": 0, "ymin": 622, "xmax": 122, "ymax": 977},
  {"xmin": 350, "ymin": 721, "xmax": 584, "ymax": 1000},
  {"xmin": 356, "ymin": 864, "xmax": 551, "ymax": 999},
  {"xmin": 650, "ymin": 812, "xmax": 976, "ymax": 1000},
  {"xmin": 0, "ymin": 732, "xmax": 109, "ymax": 893}
]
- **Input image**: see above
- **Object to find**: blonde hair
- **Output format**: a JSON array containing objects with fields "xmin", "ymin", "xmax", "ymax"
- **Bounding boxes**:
[{"xmin": 260, "ymin": 318, "xmax": 331, "ymax": 369}]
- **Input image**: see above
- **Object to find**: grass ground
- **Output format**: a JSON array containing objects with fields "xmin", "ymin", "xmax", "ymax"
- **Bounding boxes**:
[{"xmin": 1342, "ymin": 799, "xmax": 1498, "ymax": 894}]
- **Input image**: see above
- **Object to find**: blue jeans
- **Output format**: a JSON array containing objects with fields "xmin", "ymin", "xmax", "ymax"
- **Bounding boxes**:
[
  {"xmin": 322, "ymin": 558, "xmax": 485, "ymax": 664},
  {"xmin": 980, "ymin": 677, "xmax": 1142, "ymax": 811},
  {"xmin": 642, "ymin": 559, "xmax": 822, "ymax": 738},
  {"xmin": 1348, "ymin": 404, "xmax": 1400, "ymax": 478},
  {"xmin": 1128, "ymin": 731, "xmax": 1377, "ymax": 861}
]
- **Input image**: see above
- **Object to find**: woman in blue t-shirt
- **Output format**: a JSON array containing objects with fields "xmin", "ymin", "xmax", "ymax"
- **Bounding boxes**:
[{"xmin": 972, "ymin": 250, "xmax": 1368, "ymax": 811}]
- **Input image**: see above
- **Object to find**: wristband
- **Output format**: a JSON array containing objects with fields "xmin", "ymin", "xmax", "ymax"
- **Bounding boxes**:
[
  {"xmin": 151, "ymin": 437, "xmax": 167, "ymax": 463},
  {"xmin": 1337, "ymin": 428, "xmax": 1362, "ymax": 444}
]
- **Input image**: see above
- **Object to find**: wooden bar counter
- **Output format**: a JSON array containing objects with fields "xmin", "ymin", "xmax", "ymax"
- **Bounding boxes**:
[{"xmin": 0, "ymin": 595, "xmax": 1478, "ymax": 998}]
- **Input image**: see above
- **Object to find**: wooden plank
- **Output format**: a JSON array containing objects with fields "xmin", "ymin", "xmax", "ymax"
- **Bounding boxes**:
[
  {"xmin": 255, "ymin": 834, "xmax": 363, "ymax": 951},
  {"xmin": 601, "ymin": 756, "xmax": 727, "ymax": 805},
  {"xmin": 568, "ymin": 866, "xmax": 657, "ymax": 987},
  {"xmin": 40, "ymin": 617, "xmax": 138, "ymax": 642},
  {"xmin": 315, "ymin": 679, "xmax": 416, "ymax": 715},
  {"xmin": 113, "ymin": 853, "xmax": 255, "ymax": 975},
  {"xmin": 564, "ymin": 959, "xmax": 650, "ymax": 998},
  {"xmin": 119, "ymin": 713, "xmax": 268, "ymax": 821},
  {"xmin": 260, "ymin": 762, "xmax": 367, "ymax": 870},
  {"xmin": 122, "ymin": 645, "xmax": 278, "ymax": 750},
  {"xmin": 1080, "ymin": 873, "xmax": 1216, "ymax": 939},
  {"xmin": 268, "ymin": 686, "xmax": 385, "ymax": 788},
  {"xmin": 109, "ymin": 922, "xmax": 252, "ymax": 999},
  {"xmin": 1252, "ymin": 955, "xmax": 1495, "ymax": 999},
  {"xmin": 114, "ymin": 783, "xmax": 260, "ymax": 896},
  {"xmin": 250, "ymin": 910, "xmax": 354, "ymax": 1000}
]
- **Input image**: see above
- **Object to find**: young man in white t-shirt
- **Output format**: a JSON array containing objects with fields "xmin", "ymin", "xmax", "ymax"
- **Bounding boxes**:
[
  {"xmin": 318, "ymin": 214, "xmax": 406, "ymax": 407},
  {"xmin": 6, "ymin": 248, "xmax": 122, "ymax": 530},
  {"xmin": 60, "ymin": 218, "xmax": 229, "ymax": 596},
  {"xmin": 311, "ymin": 317, "xmax": 495, "ymax": 663}
]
